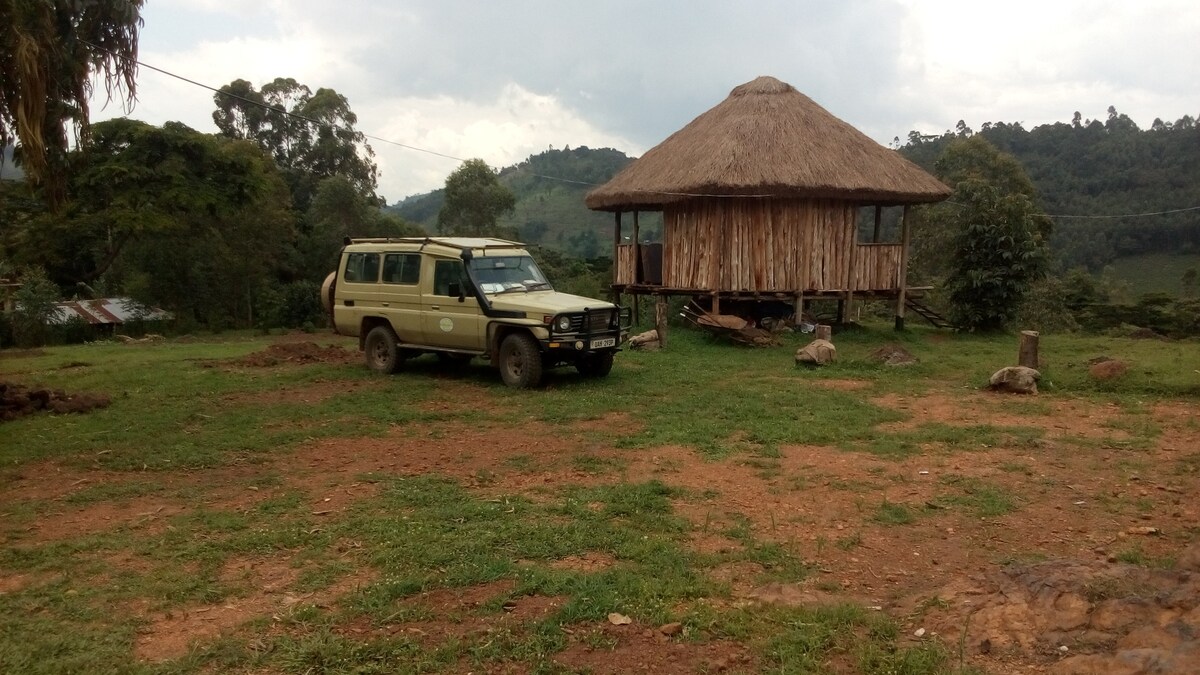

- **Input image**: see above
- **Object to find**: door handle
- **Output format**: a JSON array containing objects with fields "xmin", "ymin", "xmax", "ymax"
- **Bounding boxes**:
[
  {"xmin": 381, "ymin": 302, "xmax": 389, "ymax": 307},
  {"xmin": 343, "ymin": 300, "xmax": 354, "ymax": 307},
  {"xmin": 431, "ymin": 305, "xmax": 440, "ymax": 311}
]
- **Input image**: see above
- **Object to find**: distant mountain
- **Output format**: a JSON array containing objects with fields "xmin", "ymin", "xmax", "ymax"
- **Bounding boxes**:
[{"xmin": 387, "ymin": 146, "xmax": 662, "ymax": 258}]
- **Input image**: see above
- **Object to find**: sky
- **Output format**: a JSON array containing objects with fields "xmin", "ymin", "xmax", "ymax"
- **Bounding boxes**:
[{"xmin": 93, "ymin": 0, "xmax": 1200, "ymax": 204}]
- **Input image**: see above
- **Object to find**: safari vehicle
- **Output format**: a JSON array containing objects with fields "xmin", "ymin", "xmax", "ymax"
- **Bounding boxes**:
[{"xmin": 320, "ymin": 237, "xmax": 631, "ymax": 388}]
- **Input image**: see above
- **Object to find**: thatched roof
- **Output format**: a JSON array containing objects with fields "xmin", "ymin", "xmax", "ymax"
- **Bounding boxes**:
[{"xmin": 585, "ymin": 76, "xmax": 951, "ymax": 211}]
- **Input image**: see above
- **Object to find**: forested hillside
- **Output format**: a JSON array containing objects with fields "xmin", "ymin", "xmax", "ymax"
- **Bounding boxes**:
[
  {"xmin": 389, "ymin": 146, "xmax": 662, "ymax": 257},
  {"xmin": 899, "ymin": 109, "xmax": 1200, "ymax": 279}
]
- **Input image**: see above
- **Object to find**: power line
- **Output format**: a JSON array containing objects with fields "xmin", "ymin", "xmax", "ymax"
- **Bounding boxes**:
[
  {"xmin": 80, "ymin": 41, "xmax": 1200, "ymax": 216},
  {"xmin": 1037, "ymin": 205, "xmax": 1200, "ymax": 219}
]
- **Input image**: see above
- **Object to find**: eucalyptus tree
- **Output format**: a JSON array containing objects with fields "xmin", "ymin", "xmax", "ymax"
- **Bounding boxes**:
[{"xmin": 0, "ymin": 0, "xmax": 144, "ymax": 206}]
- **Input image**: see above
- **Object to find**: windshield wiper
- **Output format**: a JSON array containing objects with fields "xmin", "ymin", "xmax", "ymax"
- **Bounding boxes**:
[
  {"xmin": 526, "ymin": 281, "xmax": 553, "ymax": 291},
  {"xmin": 494, "ymin": 285, "xmax": 528, "ymax": 295}
]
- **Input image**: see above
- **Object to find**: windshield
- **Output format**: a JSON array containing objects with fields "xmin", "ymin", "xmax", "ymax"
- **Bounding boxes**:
[{"xmin": 469, "ymin": 255, "xmax": 552, "ymax": 294}]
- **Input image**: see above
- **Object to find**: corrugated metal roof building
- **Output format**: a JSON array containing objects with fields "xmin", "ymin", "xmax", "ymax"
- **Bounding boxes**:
[{"xmin": 51, "ymin": 298, "xmax": 171, "ymax": 326}]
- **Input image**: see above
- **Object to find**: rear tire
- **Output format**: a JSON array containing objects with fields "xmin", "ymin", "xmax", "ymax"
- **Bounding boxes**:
[
  {"xmin": 498, "ymin": 333, "xmax": 544, "ymax": 388},
  {"xmin": 576, "ymin": 351, "xmax": 615, "ymax": 378},
  {"xmin": 364, "ymin": 325, "xmax": 403, "ymax": 374}
]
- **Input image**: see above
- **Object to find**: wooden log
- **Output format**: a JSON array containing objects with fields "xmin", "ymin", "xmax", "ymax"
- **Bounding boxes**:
[
  {"xmin": 1018, "ymin": 330, "xmax": 1040, "ymax": 369},
  {"xmin": 793, "ymin": 293, "xmax": 805, "ymax": 327},
  {"xmin": 655, "ymin": 298, "xmax": 669, "ymax": 349},
  {"xmin": 815, "ymin": 324, "xmax": 833, "ymax": 342}
]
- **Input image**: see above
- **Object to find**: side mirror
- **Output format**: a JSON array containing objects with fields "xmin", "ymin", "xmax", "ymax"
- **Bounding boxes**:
[{"xmin": 448, "ymin": 281, "xmax": 464, "ymax": 301}]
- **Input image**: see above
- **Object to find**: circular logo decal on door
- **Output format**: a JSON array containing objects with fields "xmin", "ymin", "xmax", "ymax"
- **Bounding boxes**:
[{"xmin": 439, "ymin": 317, "xmax": 454, "ymax": 332}]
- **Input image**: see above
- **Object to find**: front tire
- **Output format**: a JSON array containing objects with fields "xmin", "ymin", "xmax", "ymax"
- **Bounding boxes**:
[
  {"xmin": 364, "ymin": 326, "xmax": 403, "ymax": 374},
  {"xmin": 576, "ymin": 351, "xmax": 614, "ymax": 378},
  {"xmin": 498, "ymin": 333, "xmax": 544, "ymax": 388}
]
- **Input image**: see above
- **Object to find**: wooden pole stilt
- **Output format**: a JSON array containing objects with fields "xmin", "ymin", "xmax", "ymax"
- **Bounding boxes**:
[
  {"xmin": 895, "ymin": 205, "xmax": 911, "ymax": 331},
  {"xmin": 792, "ymin": 292, "xmax": 805, "ymax": 326}
]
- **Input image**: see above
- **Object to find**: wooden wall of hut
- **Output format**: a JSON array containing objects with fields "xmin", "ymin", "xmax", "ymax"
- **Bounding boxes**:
[
  {"xmin": 612, "ymin": 198, "xmax": 904, "ymax": 293},
  {"xmin": 653, "ymin": 198, "xmax": 903, "ymax": 293}
]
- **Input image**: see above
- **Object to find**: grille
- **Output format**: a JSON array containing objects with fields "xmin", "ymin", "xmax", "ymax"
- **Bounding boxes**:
[{"xmin": 567, "ymin": 310, "xmax": 614, "ymax": 332}]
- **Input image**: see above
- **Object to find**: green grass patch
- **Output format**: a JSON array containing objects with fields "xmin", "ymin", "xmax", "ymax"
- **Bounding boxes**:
[{"xmin": 872, "ymin": 500, "xmax": 917, "ymax": 526}]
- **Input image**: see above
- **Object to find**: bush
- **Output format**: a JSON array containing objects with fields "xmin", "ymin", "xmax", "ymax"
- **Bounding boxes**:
[
  {"xmin": 11, "ymin": 269, "xmax": 61, "ymax": 347},
  {"xmin": 258, "ymin": 280, "xmax": 324, "ymax": 330}
]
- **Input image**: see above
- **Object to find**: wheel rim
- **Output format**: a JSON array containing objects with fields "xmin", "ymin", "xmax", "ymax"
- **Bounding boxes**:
[
  {"xmin": 506, "ymin": 348, "xmax": 524, "ymax": 379},
  {"xmin": 371, "ymin": 339, "xmax": 388, "ymax": 366}
]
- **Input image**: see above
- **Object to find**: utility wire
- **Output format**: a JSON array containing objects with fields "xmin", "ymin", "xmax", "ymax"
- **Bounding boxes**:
[{"xmin": 82, "ymin": 40, "xmax": 1200, "ymax": 216}]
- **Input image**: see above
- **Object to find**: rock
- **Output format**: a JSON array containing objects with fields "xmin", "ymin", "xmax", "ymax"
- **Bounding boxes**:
[
  {"xmin": 629, "ymin": 329, "xmax": 660, "ymax": 351},
  {"xmin": 914, "ymin": 627, "xmax": 926, "ymax": 637},
  {"xmin": 659, "ymin": 622, "xmax": 683, "ymax": 636},
  {"xmin": 607, "ymin": 612, "xmax": 632, "ymax": 626},
  {"xmin": 795, "ymin": 339, "xmax": 837, "ymax": 367},
  {"xmin": 988, "ymin": 366, "xmax": 1041, "ymax": 394},
  {"xmin": 1089, "ymin": 359, "xmax": 1129, "ymax": 380}
]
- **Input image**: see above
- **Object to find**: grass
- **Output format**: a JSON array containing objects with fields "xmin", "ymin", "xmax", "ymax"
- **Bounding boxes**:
[{"xmin": 2, "ymin": 324, "xmax": 1198, "ymax": 673}]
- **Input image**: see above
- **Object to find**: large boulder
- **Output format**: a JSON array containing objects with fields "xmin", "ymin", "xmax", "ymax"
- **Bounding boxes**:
[
  {"xmin": 795, "ymin": 339, "xmax": 836, "ymax": 366},
  {"xmin": 988, "ymin": 366, "xmax": 1041, "ymax": 394}
]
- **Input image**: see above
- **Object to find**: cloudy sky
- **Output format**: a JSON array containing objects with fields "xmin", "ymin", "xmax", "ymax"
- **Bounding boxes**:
[{"xmin": 97, "ymin": 0, "xmax": 1200, "ymax": 203}]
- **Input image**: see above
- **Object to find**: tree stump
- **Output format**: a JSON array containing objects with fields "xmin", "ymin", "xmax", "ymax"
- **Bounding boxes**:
[
  {"xmin": 654, "ymin": 298, "xmax": 668, "ymax": 349},
  {"xmin": 1018, "ymin": 330, "xmax": 1040, "ymax": 369},
  {"xmin": 815, "ymin": 324, "xmax": 833, "ymax": 342}
]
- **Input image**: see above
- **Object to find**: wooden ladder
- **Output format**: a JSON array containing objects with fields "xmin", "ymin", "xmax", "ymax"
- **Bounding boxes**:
[{"xmin": 904, "ymin": 297, "xmax": 955, "ymax": 329}]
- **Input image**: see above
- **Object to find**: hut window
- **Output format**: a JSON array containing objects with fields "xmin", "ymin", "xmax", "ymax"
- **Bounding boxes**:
[{"xmin": 856, "ymin": 206, "xmax": 906, "ymax": 244}]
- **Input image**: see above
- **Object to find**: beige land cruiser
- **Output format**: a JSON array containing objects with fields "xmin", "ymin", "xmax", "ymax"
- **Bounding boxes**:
[{"xmin": 320, "ymin": 237, "xmax": 631, "ymax": 388}]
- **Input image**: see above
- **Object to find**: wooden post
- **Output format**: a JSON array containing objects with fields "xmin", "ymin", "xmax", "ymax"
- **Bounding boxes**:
[
  {"xmin": 846, "ymin": 207, "xmax": 859, "ymax": 323},
  {"xmin": 633, "ymin": 293, "xmax": 640, "ymax": 326},
  {"xmin": 894, "ymin": 205, "xmax": 911, "ymax": 331},
  {"xmin": 711, "ymin": 292, "xmax": 721, "ymax": 315},
  {"xmin": 655, "ymin": 297, "xmax": 668, "ymax": 349},
  {"xmin": 632, "ymin": 211, "xmax": 641, "ymax": 284},
  {"xmin": 815, "ymin": 324, "xmax": 832, "ymax": 342},
  {"xmin": 836, "ymin": 299, "xmax": 846, "ymax": 324},
  {"xmin": 792, "ymin": 292, "xmax": 805, "ymax": 326},
  {"xmin": 613, "ymin": 212, "xmax": 623, "ymax": 306},
  {"xmin": 873, "ymin": 205, "xmax": 882, "ymax": 243},
  {"xmin": 1018, "ymin": 330, "xmax": 1040, "ymax": 369}
]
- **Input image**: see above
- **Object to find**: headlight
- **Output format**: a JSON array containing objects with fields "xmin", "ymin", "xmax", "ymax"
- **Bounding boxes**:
[{"xmin": 555, "ymin": 315, "xmax": 572, "ymax": 332}]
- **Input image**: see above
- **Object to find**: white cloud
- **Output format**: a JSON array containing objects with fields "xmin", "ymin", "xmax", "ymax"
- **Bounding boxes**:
[
  {"xmin": 88, "ymin": 0, "xmax": 1200, "ymax": 201},
  {"xmin": 366, "ymin": 84, "xmax": 641, "ymax": 201}
]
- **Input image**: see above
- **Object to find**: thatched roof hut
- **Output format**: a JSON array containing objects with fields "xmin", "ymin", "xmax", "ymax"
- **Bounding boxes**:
[
  {"xmin": 588, "ymin": 76, "xmax": 949, "ymax": 329},
  {"xmin": 585, "ymin": 76, "xmax": 949, "ymax": 210}
]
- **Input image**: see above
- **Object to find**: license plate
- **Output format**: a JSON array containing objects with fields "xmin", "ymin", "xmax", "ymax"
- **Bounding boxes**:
[{"xmin": 590, "ymin": 337, "xmax": 616, "ymax": 349}]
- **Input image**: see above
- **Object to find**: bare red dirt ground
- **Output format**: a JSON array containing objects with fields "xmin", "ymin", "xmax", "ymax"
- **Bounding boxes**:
[{"xmin": 3, "ymin": 361, "xmax": 1198, "ymax": 672}]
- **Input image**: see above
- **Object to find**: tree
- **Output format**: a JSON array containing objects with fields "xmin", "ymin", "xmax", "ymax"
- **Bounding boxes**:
[
  {"xmin": 921, "ymin": 138, "xmax": 1049, "ymax": 331},
  {"xmin": 4, "ymin": 119, "xmax": 296, "ymax": 328},
  {"xmin": 437, "ymin": 159, "xmax": 517, "ymax": 238},
  {"xmin": 213, "ymin": 77, "xmax": 379, "ymax": 210},
  {"xmin": 300, "ymin": 175, "xmax": 423, "ymax": 280},
  {"xmin": 0, "ymin": 0, "xmax": 143, "ymax": 205}
]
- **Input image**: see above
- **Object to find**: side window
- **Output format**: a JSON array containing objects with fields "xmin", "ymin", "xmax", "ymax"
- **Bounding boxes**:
[
  {"xmin": 382, "ymin": 253, "xmax": 421, "ymax": 285},
  {"xmin": 432, "ymin": 260, "xmax": 468, "ymax": 296},
  {"xmin": 343, "ymin": 252, "xmax": 380, "ymax": 283}
]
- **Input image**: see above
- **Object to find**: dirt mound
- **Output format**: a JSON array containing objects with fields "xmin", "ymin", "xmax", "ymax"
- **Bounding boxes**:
[
  {"xmin": 1, "ymin": 381, "xmax": 111, "ymax": 422},
  {"xmin": 907, "ymin": 544, "xmax": 1200, "ymax": 674},
  {"xmin": 1089, "ymin": 359, "xmax": 1130, "ymax": 380},
  {"xmin": 232, "ymin": 342, "xmax": 358, "ymax": 367},
  {"xmin": 868, "ymin": 343, "xmax": 919, "ymax": 366}
]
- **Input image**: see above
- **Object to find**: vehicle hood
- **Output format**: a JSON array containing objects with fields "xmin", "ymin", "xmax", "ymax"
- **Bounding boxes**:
[{"xmin": 488, "ymin": 290, "xmax": 615, "ymax": 315}]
